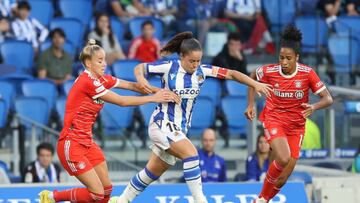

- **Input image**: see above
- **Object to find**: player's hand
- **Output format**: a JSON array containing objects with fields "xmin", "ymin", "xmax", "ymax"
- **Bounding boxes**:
[
  {"xmin": 137, "ymin": 78, "xmax": 153, "ymax": 94},
  {"xmin": 244, "ymin": 105, "xmax": 256, "ymax": 121},
  {"xmin": 152, "ymin": 89, "xmax": 181, "ymax": 104},
  {"xmin": 301, "ymin": 103, "xmax": 315, "ymax": 118},
  {"xmin": 254, "ymin": 82, "xmax": 272, "ymax": 97}
]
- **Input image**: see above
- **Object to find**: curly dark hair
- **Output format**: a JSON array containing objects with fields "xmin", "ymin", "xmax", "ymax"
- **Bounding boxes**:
[{"xmin": 280, "ymin": 25, "xmax": 302, "ymax": 54}]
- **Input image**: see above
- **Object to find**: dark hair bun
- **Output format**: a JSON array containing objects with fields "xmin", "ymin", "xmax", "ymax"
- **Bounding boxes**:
[{"xmin": 282, "ymin": 25, "xmax": 302, "ymax": 43}]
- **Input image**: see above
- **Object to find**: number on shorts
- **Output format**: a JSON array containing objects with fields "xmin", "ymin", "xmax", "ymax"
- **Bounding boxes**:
[{"xmin": 166, "ymin": 122, "xmax": 180, "ymax": 132}]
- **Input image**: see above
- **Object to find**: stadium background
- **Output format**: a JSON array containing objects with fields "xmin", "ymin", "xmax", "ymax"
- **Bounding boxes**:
[{"xmin": 0, "ymin": 0, "xmax": 359, "ymax": 202}]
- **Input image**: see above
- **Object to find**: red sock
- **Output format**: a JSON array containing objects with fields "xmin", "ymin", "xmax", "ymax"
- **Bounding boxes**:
[
  {"xmin": 259, "ymin": 160, "xmax": 284, "ymax": 200},
  {"xmin": 54, "ymin": 188, "xmax": 104, "ymax": 203},
  {"xmin": 97, "ymin": 185, "xmax": 113, "ymax": 203},
  {"xmin": 269, "ymin": 186, "xmax": 281, "ymax": 200}
]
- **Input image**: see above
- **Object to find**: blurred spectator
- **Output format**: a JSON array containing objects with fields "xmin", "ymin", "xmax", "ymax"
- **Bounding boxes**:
[
  {"xmin": 128, "ymin": 20, "xmax": 161, "ymax": 62},
  {"xmin": 225, "ymin": 0, "xmax": 275, "ymax": 55},
  {"xmin": 346, "ymin": 0, "xmax": 360, "ymax": 15},
  {"xmin": 110, "ymin": 0, "xmax": 150, "ymax": 21},
  {"xmin": 351, "ymin": 146, "xmax": 360, "ymax": 173},
  {"xmin": 0, "ymin": 0, "xmax": 17, "ymax": 18},
  {"xmin": 88, "ymin": 13, "xmax": 126, "ymax": 65},
  {"xmin": 302, "ymin": 118, "xmax": 321, "ymax": 150},
  {"xmin": 317, "ymin": 0, "xmax": 341, "ymax": 26},
  {"xmin": 37, "ymin": 28, "xmax": 73, "ymax": 85},
  {"xmin": 198, "ymin": 128, "xmax": 227, "ymax": 182},
  {"xmin": 11, "ymin": 1, "xmax": 48, "ymax": 52},
  {"xmin": 212, "ymin": 32, "xmax": 248, "ymax": 75},
  {"xmin": 0, "ymin": 17, "xmax": 11, "ymax": 43},
  {"xmin": 298, "ymin": 0, "xmax": 321, "ymax": 15},
  {"xmin": 22, "ymin": 142, "xmax": 61, "ymax": 183},
  {"xmin": 141, "ymin": 0, "xmax": 177, "ymax": 26},
  {"xmin": 246, "ymin": 134, "xmax": 270, "ymax": 181}
]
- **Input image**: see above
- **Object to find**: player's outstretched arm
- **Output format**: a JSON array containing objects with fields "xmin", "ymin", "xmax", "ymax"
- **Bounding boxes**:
[
  {"xmin": 301, "ymin": 89, "xmax": 333, "ymax": 118},
  {"xmin": 115, "ymin": 79, "xmax": 153, "ymax": 95},
  {"xmin": 224, "ymin": 69, "xmax": 272, "ymax": 98},
  {"xmin": 134, "ymin": 63, "xmax": 160, "ymax": 94},
  {"xmin": 244, "ymin": 70, "xmax": 257, "ymax": 121},
  {"xmin": 100, "ymin": 89, "xmax": 180, "ymax": 107}
]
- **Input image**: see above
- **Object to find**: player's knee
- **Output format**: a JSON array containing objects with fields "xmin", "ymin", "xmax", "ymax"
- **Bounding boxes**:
[{"xmin": 277, "ymin": 154, "xmax": 290, "ymax": 167}]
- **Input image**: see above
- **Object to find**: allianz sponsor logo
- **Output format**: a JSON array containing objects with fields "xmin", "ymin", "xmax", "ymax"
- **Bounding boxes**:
[
  {"xmin": 273, "ymin": 90, "xmax": 304, "ymax": 99},
  {"xmin": 155, "ymin": 194, "xmax": 286, "ymax": 203},
  {"xmin": 173, "ymin": 88, "xmax": 200, "ymax": 99}
]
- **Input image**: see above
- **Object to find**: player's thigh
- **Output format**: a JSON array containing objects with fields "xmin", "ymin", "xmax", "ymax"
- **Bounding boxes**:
[
  {"xmin": 93, "ymin": 161, "xmax": 111, "ymax": 187},
  {"xmin": 75, "ymin": 168, "xmax": 104, "ymax": 194},
  {"xmin": 167, "ymin": 138, "xmax": 198, "ymax": 160},
  {"xmin": 146, "ymin": 152, "xmax": 172, "ymax": 177}
]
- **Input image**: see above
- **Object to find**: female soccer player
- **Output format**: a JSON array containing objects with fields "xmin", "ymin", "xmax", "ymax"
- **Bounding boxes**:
[
  {"xmin": 245, "ymin": 25, "xmax": 333, "ymax": 203},
  {"xmin": 110, "ymin": 32, "xmax": 272, "ymax": 203},
  {"xmin": 39, "ymin": 39, "xmax": 180, "ymax": 203}
]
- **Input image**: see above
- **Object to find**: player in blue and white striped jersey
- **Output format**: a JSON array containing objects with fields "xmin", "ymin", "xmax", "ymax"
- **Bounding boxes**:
[{"xmin": 111, "ymin": 32, "xmax": 271, "ymax": 203}]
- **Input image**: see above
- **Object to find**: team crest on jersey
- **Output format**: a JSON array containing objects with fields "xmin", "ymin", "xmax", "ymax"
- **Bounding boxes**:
[
  {"xmin": 271, "ymin": 128, "xmax": 278, "ymax": 135},
  {"xmin": 93, "ymin": 80, "xmax": 101, "ymax": 87},
  {"xmin": 295, "ymin": 80, "xmax": 302, "ymax": 88},
  {"xmin": 274, "ymin": 83, "xmax": 279, "ymax": 88},
  {"xmin": 198, "ymin": 75, "xmax": 204, "ymax": 83},
  {"xmin": 295, "ymin": 90, "xmax": 304, "ymax": 99}
]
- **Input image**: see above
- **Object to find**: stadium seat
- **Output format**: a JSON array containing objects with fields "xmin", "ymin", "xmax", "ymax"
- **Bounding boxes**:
[
  {"xmin": 288, "ymin": 171, "xmax": 313, "ymax": 184},
  {"xmin": 334, "ymin": 16, "xmax": 360, "ymax": 41},
  {"xmin": 221, "ymin": 96, "xmax": 248, "ymax": 137},
  {"xmin": 0, "ymin": 100, "xmax": 7, "ymax": 128},
  {"xmin": 262, "ymin": 0, "xmax": 296, "ymax": 32},
  {"xmin": 295, "ymin": 16, "xmax": 328, "ymax": 53},
  {"xmin": 198, "ymin": 78, "xmax": 222, "ymax": 106},
  {"xmin": 187, "ymin": 97, "xmax": 215, "ymax": 137},
  {"xmin": 0, "ymin": 41, "xmax": 34, "ymax": 73},
  {"xmin": 110, "ymin": 17, "xmax": 125, "ymax": 42},
  {"xmin": 40, "ymin": 40, "xmax": 76, "ymax": 59},
  {"xmin": 21, "ymin": 80, "xmax": 57, "ymax": 110},
  {"xmin": 225, "ymin": 80, "xmax": 247, "ymax": 97},
  {"xmin": 29, "ymin": 0, "xmax": 54, "ymax": 26},
  {"xmin": 139, "ymin": 103, "xmax": 157, "ymax": 127},
  {"xmin": 0, "ymin": 81, "xmax": 15, "ymax": 110},
  {"xmin": 112, "ymin": 60, "xmax": 141, "ymax": 81},
  {"xmin": 15, "ymin": 97, "xmax": 50, "ymax": 128},
  {"xmin": 56, "ymin": 98, "xmax": 66, "ymax": 125},
  {"xmin": 50, "ymin": 18, "xmax": 84, "ymax": 49},
  {"xmin": 62, "ymin": 79, "xmax": 74, "ymax": 96},
  {"xmin": 129, "ymin": 17, "xmax": 164, "ymax": 40},
  {"xmin": 59, "ymin": 0, "xmax": 92, "ymax": 26}
]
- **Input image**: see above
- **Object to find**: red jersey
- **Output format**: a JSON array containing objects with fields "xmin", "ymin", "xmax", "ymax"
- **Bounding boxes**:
[
  {"xmin": 60, "ymin": 70, "xmax": 119, "ymax": 146},
  {"xmin": 256, "ymin": 63, "xmax": 326, "ymax": 128},
  {"xmin": 128, "ymin": 36, "xmax": 161, "ymax": 62}
]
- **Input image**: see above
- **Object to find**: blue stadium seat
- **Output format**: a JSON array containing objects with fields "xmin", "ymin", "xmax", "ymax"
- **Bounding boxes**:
[
  {"xmin": 21, "ymin": 80, "xmax": 57, "ymax": 110},
  {"xmin": 129, "ymin": 17, "xmax": 164, "ymax": 40},
  {"xmin": 263, "ymin": 0, "xmax": 296, "ymax": 32},
  {"xmin": 0, "ymin": 41, "xmax": 34, "ymax": 73},
  {"xmin": 111, "ymin": 17, "xmax": 125, "ymax": 42},
  {"xmin": 295, "ymin": 16, "xmax": 328, "ymax": 53},
  {"xmin": 225, "ymin": 80, "xmax": 247, "ymax": 97},
  {"xmin": 148, "ymin": 76, "xmax": 162, "ymax": 88},
  {"xmin": 334, "ymin": 16, "xmax": 360, "ymax": 41},
  {"xmin": 40, "ymin": 40, "xmax": 76, "ymax": 59},
  {"xmin": 187, "ymin": 97, "xmax": 215, "ymax": 137},
  {"xmin": 62, "ymin": 79, "xmax": 74, "ymax": 96},
  {"xmin": 112, "ymin": 60, "xmax": 141, "ymax": 81},
  {"xmin": 29, "ymin": 0, "xmax": 54, "ymax": 26},
  {"xmin": 50, "ymin": 18, "xmax": 84, "ymax": 49},
  {"xmin": 0, "ymin": 100, "xmax": 7, "ymax": 128},
  {"xmin": 15, "ymin": 97, "xmax": 50, "ymax": 128},
  {"xmin": 0, "ymin": 81, "xmax": 15, "ymax": 110},
  {"xmin": 221, "ymin": 96, "xmax": 248, "ymax": 137},
  {"xmin": 288, "ymin": 171, "xmax": 313, "ymax": 184},
  {"xmin": 56, "ymin": 97, "xmax": 66, "ymax": 125},
  {"xmin": 328, "ymin": 35, "xmax": 359, "ymax": 74},
  {"xmin": 139, "ymin": 103, "xmax": 157, "ymax": 127},
  {"xmin": 198, "ymin": 78, "xmax": 222, "ymax": 106},
  {"xmin": 59, "ymin": 0, "xmax": 92, "ymax": 26}
]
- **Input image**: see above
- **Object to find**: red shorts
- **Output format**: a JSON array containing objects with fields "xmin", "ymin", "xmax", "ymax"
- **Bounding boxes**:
[
  {"xmin": 263, "ymin": 122, "xmax": 305, "ymax": 159},
  {"xmin": 57, "ymin": 137, "xmax": 105, "ymax": 176}
]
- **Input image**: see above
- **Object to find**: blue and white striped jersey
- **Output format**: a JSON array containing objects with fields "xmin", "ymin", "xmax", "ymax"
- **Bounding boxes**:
[{"xmin": 146, "ymin": 59, "xmax": 226, "ymax": 134}]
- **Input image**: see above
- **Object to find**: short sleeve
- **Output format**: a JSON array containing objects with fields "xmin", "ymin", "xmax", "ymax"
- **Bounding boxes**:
[
  {"xmin": 201, "ymin": 64, "xmax": 228, "ymax": 79},
  {"xmin": 146, "ymin": 60, "xmax": 171, "ymax": 76},
  {"xmin": 255, "ymin": 66, "xmax": 267, "ymax": 83},
  {"xmin": 309, "ymin": 69, "xmax": 326, "ymax": 95},
  {"xmin": 100, "ymin": 74, "xmax": 119, "ymax": 89}
]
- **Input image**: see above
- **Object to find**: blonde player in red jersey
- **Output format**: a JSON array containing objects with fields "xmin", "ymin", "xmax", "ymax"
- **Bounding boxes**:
[
  {"xmin": 245, "ymin": 25, "xmax": 333, "ymax": 203},
  {"xmin": 38, "ymin": 39, "xmax": 180, "ymax": 203}
]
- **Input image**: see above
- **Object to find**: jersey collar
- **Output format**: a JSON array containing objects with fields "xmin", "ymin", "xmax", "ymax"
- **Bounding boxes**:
[{"xmin": 279, "ymin": 63, "xmax": 298, "ymax": 78}]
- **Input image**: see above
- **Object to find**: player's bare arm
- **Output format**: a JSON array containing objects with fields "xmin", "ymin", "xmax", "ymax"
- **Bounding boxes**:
[
  {"xmin": 115, "ymin": 79, "xmax": 151, "ymax": 95},
  {"xmin": 134, "ymin": 63, "xmax": 160, "ymax": 94},
  {"xmin": 245, "ymin": 70, "xmax": 257, "ymax": 121},
  {"xmin": 301, "ymin": 88, "xmax": 333, "ymax": 118}
]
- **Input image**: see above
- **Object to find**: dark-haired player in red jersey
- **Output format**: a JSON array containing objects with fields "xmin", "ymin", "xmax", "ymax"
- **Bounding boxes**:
[
  {"xmin": 245, "ymin": 25, "xmax": 333, "ymax": 203},
  {"xmin": 38, "ymin": 39, "xmax": 180, "ymax": 203}
]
